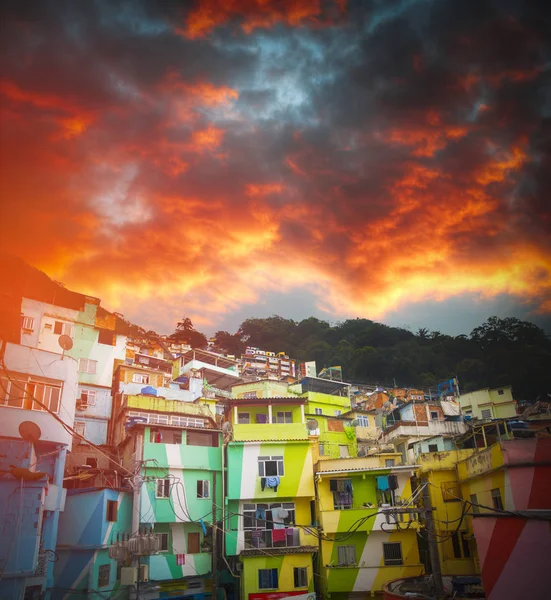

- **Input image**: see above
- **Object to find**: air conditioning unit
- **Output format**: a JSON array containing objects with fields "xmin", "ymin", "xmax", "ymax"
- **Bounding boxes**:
[
  {"xmin": 120, "ymin": 567, "xmax": 137, "ymax": 586},
  {"xmin": 76, "ymin": 398, "xmax": 88, "ymax": 411},
  {"xmin": 138, "ymin": 564, "xmax": 149, "ymax": 582}
]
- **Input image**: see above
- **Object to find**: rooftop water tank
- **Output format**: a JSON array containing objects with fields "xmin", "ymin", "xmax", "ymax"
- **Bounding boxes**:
[{"xmin": 141, "ymin": 386, "xmax": 157, "ymax": 396}]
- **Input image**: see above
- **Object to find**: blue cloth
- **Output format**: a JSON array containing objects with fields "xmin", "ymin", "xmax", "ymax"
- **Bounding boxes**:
[
  {"xmin": 265, "ymin": 476, "xmax": 280, "ymax": 489},
  {"xmin": 255, "ymin": 508, "xmax": 266, "ymax": 520},
  {"xmin": 199, "ymin": 518, "xmax": 207, "ymax": 535},
  {"xmin": 376, "ymin": 476, "xmax": 390, "ymax": 491}
]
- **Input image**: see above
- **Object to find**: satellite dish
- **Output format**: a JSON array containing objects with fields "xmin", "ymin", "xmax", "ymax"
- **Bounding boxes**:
[
  {"xmin": 19, "ymin": 421, "xmax": 42, "ymax": 443},
  {"xmin": 357, "ymin": 448, "xmax": 367, "ymax": 457},
  {"xmin": 222, "ymin": 421, "xmax": 233, "ymax": 434},
  {"xmin": 306, "ymin": 419, "xmax": 319, "ymax": 431},
  {"xmin": 350, "ymin": 419, "xmax": 360, "ymax": 427},
  {"xmin": 58, "ymin": 335, "xmax": 73, "ymax": 351}
]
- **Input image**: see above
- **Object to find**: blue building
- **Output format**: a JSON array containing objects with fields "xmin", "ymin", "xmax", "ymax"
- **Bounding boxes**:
[{"xmin": 0, "ymin": 341, "xmax": 79, "ymax": 600}]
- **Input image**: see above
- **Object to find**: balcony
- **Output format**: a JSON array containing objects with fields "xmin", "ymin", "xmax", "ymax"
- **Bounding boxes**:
[
  {"xmin": 382, "ymin": 419, "xmax": 467, "ymax": 443},
  {"xmin": 232, "ymin": 422, "xmax": 308, "ymax": 441},
  {"xmin": 325, "ymin": 564, "xmax": 424, "ymax": 593},
  {"xmin": 240, "ymin": 527, "xmax": 316, "ymax": 555}
]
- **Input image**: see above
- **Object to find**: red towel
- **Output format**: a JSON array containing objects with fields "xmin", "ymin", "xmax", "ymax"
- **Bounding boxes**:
[{"xmin": 272, "ymin": 529, "xmax": 286, "ymax": 543}]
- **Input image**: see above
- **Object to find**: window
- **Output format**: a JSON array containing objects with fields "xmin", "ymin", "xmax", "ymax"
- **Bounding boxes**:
[
  {"xmin": 156, "ymin": 532, "xmax": 169, "ymax": 552},
  {"xmin": 258, "ymin": 568, "xmax": 278, "ymax": 590},
  {"xmin": 21, "ymin": 316, "xmax": 35, "ymax": 331},
  {"xmin": 491, "ymin": 488, "xmax": 503, "ymax": 510},
  {"xmin": 132, "ymin": 373, "xmax": 150, "ymax": 384},
  {"xmin": 385, "ymin": 459, "xmax": 395, "ymax": 467},
  {"xmin": 156, "ymin": 478, "xmax": 170, "ymax": 498},
  {"xmin": 314, "ymin": 408, "xmax": 323, "ymax": 415},
  {"xmin": 243, "ymin": 502, "xmax": 295, "ymax": 530},
  {"xmin": 470, "ymin": 493, "xmax": 480, "ymax": 514},
  {"xmin": 293, "ymin": 567, "xmax": 308, "ymax": 588},
  {"xmin": 451, "ymin": 532, "xmax": 471, "ymax": 559},
  {"xmin": 497, "ymin": 389, "xmax": 504, "ymax": 395},
  {"xmin": 28, "ymin": 380, "xmax": 62, "ymax": 412},
  {"xmin": 54, "ymin": 321, "xmax": 74, "ymax": 337},
  {"xmin": 79, "ymin": 359, "xmax": 97, "ymax": 374},
  {"xmin": 441, "ymin": 481, "xmax": 461, "ymax": 502},
  {"xmin": 0, "ymin": 376, "xmax": 26, "ymax": 408},
  {"xmin": 337, "ymin": 545, "xmax": 356, "ymax": 566},
  {"xmin": 357, "ymin": 415, "xmax": 369, "ymax": 427},
  {"xmin": 197, "ymin": 480, "xmax": 210, "ymax": 499},
  {"xmin": 171, "ymin": 415, "xmax": 204, "ymax": 428},
  {"xmin": 73, "ymin": 421, "xmax": 86, "ymax": 441},
  {"xmin": 98, "ymin": 329, "xmax": 115, "ymax": 346},
  {"xmin": 276, "ymin": 411, "xmax": 292, "ymax": 424},
  {"xmin": 331, "ymin": 478, "xmax": 353, "ymax": 509},
  {"xmin": 430, "ymin": 411, "xmax": 439, "ymax": 420},
  {"xmin": 258, "ymin": 456, "xmax": 284, "ymax": 477},
  {"xmin": 80, "ymin": 389, "xmax": 96, "ymax": 406},
  {"xmin": 86, "ymin": 458, "xmax": 98, "ymax": 468},
  {"xmin": 383, "ymin": 542, "xmax": 403, "ymax": 566},
  {"xmin": 98, "ymin": 564, "xmax": 110, "ymax": 588},
  {"xmin": 187, "ymin": 532, "xmax": 200, "ymax": 554},
  {"xmin": 428, "ymin": 444, "xmax": 439, "ymax": 453},
  {"xmin": 481, "ymin": 408, "xmax": 492, "ymax": 419},
  {"xmin": 339, "ymin": 445, "xmax": 349, "ymax": 458},
  {"xmin": 106, "ymin": 500, "xmax": 118, "ymax": 522},
  {"xmin": 334, "ymin": 410, "xmax": 342, "ymax": 416},
  {"xmin": 238, "ymin": 412, "xmax": 250, "ymax": 424},
  {"xmin": 319, "ymin": 443, "xmax": 325, "ymax": 456},
  {"xmin": 187, "ymin": 430, "xmax": 218, "ymax": 447}
]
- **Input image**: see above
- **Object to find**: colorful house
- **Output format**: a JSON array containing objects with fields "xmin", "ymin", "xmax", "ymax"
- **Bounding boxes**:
[
  {"xmin": 51, "ymin": 488, "xmax": 132, "ymax": 599},
  {"xmin": 0, "ymin": 341, "xmax": 78, "ymax": 600},
  {"xmin": 459, "ymin": 386, "xmax": 517, "ymax": 420},
  {"xmin": 113, "ymin": 390, "xmax": 222, "ymax": 599},
  {"xmin": 315, "ymin": 457, "xmax": 423, "ymax": 598},
  {"xmin": 456, "ymin": 437, "xmax": 551, "ymax": 600},
  {"xmin": 224, "ymin": 396, "xmax": 319, "ymax": 600}
]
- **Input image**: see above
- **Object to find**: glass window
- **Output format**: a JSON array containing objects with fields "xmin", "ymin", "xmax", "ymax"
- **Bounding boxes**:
[
  {"xmin": 334, "ymin": 410, "xmax": 341, "ymax": 416},
  {"xmin": 156, "ymin": 479, "xmax": 170, "ymax": 498},
  {"xmin": 357, "ymin": 415, "xmax": 369, "ymax": 427},
  {"xmin": 385, "ymin": 459, "xmax": 395, "ymax": 467},
  {"xmin": 197, "ymin": 480, "xmax": 210, "ymax": 499},
  {"xmin": 21, "ymin": 316, "xmax": 35, "ymax": 331},
  {"xmin": 79, "ymin": 359, "xmax": 97, "ymax": 374},
  {"xmin": 238, "ymin": 412, "xmax": 250, "ymax": 424},
  {"xmin": 157, "ymin": 532, "xmax": 169, "ymax": 552},
  {"xmin": 258, "ymin": 568, "xmax": 278, "ymax": 589},
  {"xmin": 314, "ymin": 407, "xmax": 322, "ymax": 415},
  {"xmin": 276, "ymin": 411, "xmax": 292, "ymax": 423},
  {"xmin": 258, "ymin": 456, "xmax": 284, "ymax": 477},
  {"xmin": 132, "ymin": 373, "xmax": 150, "ymax": 384},
  {"xmin": 337, "ymin": 545, "xmax": 356, "ymax": 566},
  {"xmin": 293, "ymin": 567, "xmax": 308, "ymax": 588}
]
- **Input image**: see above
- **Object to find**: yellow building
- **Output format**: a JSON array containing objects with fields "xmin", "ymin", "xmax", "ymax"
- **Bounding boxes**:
[
  {"xmin": 315, "ymin": 457, "xmax": 423, "ymax": 598},
  {"xmin": 459, "ymin": 386, "xmax": 517, "ymax": 420}
]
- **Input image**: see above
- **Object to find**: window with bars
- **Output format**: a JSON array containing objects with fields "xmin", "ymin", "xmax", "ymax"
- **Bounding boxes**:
[
  {"xmin": 337, "ymin": 545, "xmax": 356, "ymax": 566},
  {"xmin": 197, "ymin": 480, "xmax": 210, "ymax": 499},
  {"xmin": 383, "ymin": 542, "xmax": 403, "ymax": 565},
  {"xmin": 481, "ymin": 408, "xmax": 492, "ymax": 419},
  {"xmin": 293, "ymin": 567, "xmax": 308, "ymax": 588},
  {"xmin": 258, "ymin": 456, "xmax": 284, "ymax": 477},
  {"xmin": 21, "ymin": 316, "xmax": 35, "ymax": 331},
  {"xmin": 98, "ymin": 564, "xmax": 110, "ymax": 588},
  {"xmin": 156, "ymin": 479, "xmax": 170, "ymax": 498},
  {"xmin": 79, "ymin": 359, "xmax": 97, "ymax": 374},
  {"xmin": 258, "ymin": 568, "xmax": 278, "ymax": 589}
]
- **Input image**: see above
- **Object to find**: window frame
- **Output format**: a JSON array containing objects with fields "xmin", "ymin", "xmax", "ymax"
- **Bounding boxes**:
[
  {"xmin": 470, "ymin": 493, "xmax": 480, "ymax": 514},
  {"xmin": 314, "ymin": 407, "xmax": 323, "ymax": 415},
  {"xmin": 491, "ymin": 488, "xmax": 503, "ymax": 510},
  {"xmin": 106, "ymin": 500, "xmax": 118, "ymax": 522},
  {"xmin": 481, "ymin": 408, "xmax": 492, "ymax": 419},
  {"xmin": 276, "ymin": 411, "xmax": 293, "ymax": 424},
  {"xmin": 337, "ymin": 545, "xmax": 356, "ymax": 566},
  {"xmin": 97, "ymin": 564, "xmax": 110, "ymax": 588},
  {"xmin": 293, "ymin": 567, "xmax": 308, "ymax": 588},
  {"xmin": 430, "ymin": 411, "xmax": 439, "ymax": 420},
  {"xmin": 73, "ymin": 421, "xmax": 86, "ymax": 441},
  {"xmin": 334, "ymin": 410, "xmax": 342, "ymax": 417},
  {"xmin": 80, "ymin": 389, "xmax": 96, "ymax": 406},
  {"xmin": 132, "ymin": 373, "xmax": 150, "ymax": 384},
  {"xmin": 79, "ymin": 359, "xmax": 97, "ymax": 374},
  {"xmin": 237, "ymin": 412, "xmax": 250, "ymax": 424},
  {"xmin": 428, "ymin": 444, "xmax": 439, "ymax": 453},
  {"xmin": 197, "ymin": 479, "xmax": 210, "ymax": 499},
  {"xmin": 357, "ymin": 415, "xmax": 369, "ymax": 427},
  {"xmin": 383, "ymin": 541, "xmax": 403, "ymax": 566},
  {"xmin": 258, "ymin": 455, "xmax": 284, "ymax": 477},
  {"xmin": 156, "ymin": 478, "xmax": 171, "ymax": 499},
  {"xmin": 54, "ymin": 321, "xmax": 74, "ymax": 337},
  {"xmin": 156, "ymin": 532, "xmax": 169, "ymax": 552},
  {"xmin": 21, "ymin": 316, "xmax": 35, "ymax": 331},
  {"xmin": 258, "ymin": 568, "xmax": 279, "ymax": 590}
]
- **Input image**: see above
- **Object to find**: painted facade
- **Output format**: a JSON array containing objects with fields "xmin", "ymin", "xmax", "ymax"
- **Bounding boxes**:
[
  {"xmin": 225, "ymin": 397, "xmax": 318, "ymax": 600},
  {"xmin": 459, "ymin": 386, "xmax": 517, "ymax": 420},
  {"xmin": 52, "ymin": 488, "xmax": 132, "ymax": 600},
  {"xmin": 456, "ymin": 438, "xmax": 551, "ymax": 600},
  {"xmin": 0, "ymin": 341, "xmax": 78, "ymax": 600},
  {"xmin": 315, "ymin": 459, "xmax": 423, "ymax": 598}
]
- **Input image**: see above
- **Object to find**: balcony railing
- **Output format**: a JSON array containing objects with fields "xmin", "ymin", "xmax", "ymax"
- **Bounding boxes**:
[{"xmin": 244, "ymin": 527, "xmax": 300, "ymax": 549}]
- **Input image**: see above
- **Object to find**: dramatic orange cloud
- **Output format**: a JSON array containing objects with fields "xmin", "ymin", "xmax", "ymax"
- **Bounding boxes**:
[{"xmin": 1, "ymin": 0, "xmax": 550, "ymax": 334}]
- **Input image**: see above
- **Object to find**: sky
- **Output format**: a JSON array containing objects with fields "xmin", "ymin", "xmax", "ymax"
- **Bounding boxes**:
[{"xmin": 1, "ymin": 0, "xmax": 550, "ymax": 337}]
